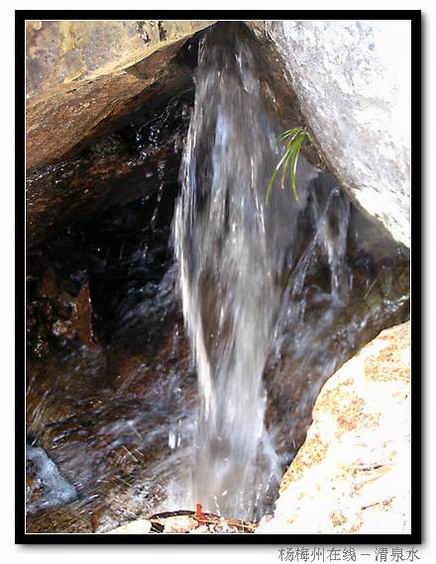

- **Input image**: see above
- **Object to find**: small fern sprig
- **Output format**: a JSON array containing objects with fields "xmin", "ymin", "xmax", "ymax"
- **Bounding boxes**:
[{"xmin": 266, "ymin": 127, "xmax": 315, "ymax": 204}]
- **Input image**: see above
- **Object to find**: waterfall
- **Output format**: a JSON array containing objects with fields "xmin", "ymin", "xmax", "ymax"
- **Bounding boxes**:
[
  {"xmin": 173, "ymin": 23, "xmax": 354, "ymax": 521},
  {"xmin": 173, "ymin": 25, "xmax": 292, "ymax": 520},
  {"xmin": 25, "ymin": 22, "xmax": 411, "ymax": 535}
]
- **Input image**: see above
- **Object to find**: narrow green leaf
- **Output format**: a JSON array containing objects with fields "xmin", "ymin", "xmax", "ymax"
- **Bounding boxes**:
[
  {"xmin": 278, "ymin": 128, "xmax": 301, "ymax": 142},
  {"xmin": 266, "ymin": 127, "xmax": 316, "ymax": 204},
  {"xmin": 289, "ymin": 133, "xmax": 305, "ymax": 201},
  {"xmin": 265, "ymin": 149, "xmax": 290, "ymax": 204},
  {"xmin": 280, "ymin": 148, "xmax": 293, "ymax": 190}
]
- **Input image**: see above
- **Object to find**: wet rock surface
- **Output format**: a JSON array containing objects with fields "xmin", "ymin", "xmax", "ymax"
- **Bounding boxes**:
[
  {"xmin": 25, "ymin": 162, "xmax": 409, "ymax": 533},
  {"xmin": 26, "ymin": 177, "xmax": 196, "ymax": 533},
  {"xmin": 25, "ymin": 21, "xmax": 411, "ymax": 533},
  {"xmin": 26, "ymin": 59, "xmax": 194, "ymax": 247}
]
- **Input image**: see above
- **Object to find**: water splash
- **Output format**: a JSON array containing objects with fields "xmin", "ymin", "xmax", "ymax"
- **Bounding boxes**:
[{"xmin": 26, "ymin": 446, "xmax": 78, "ymax": 514}]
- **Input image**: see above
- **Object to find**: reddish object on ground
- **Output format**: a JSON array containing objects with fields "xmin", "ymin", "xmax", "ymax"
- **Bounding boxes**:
[{"xmin": 195, "ymin": 503, "xmax": 205, "ymax": 522}]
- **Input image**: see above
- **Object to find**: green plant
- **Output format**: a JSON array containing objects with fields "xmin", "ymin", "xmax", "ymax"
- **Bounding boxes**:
[{"xmin": 266, "ymin": 127, "xmax": 315, "ymax": 204}]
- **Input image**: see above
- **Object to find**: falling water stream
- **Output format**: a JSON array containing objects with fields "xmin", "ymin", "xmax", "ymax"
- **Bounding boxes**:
[
  {"xmin": 174, "ymin": 25, "xmax": 353, "ymax": 521},
  {"xmin": 173, "ymin": 27, "xmax": 286, "ymax": 520},
  {"xmin": 26, "ymin": 23, "xmax": 410, "ymax": 532}
]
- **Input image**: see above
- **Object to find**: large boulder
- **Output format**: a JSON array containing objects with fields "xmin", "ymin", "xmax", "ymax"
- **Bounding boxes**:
[
  {"xmin": 257, "ymin": 321, "xmax": 411, "ymax": 534},
  {"xmin": 248, "ymin": 20, "xmax": 411, "ymax": 248}
]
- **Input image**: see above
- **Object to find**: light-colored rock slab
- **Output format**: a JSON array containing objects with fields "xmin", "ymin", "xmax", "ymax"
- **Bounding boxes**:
[
  {"xmin": 248, "ymin": 21, "xmax": 411, "ymax": 248},
  {"xmin": 257, "ymin": 321, "xmax": 411, "ymax": 534}
]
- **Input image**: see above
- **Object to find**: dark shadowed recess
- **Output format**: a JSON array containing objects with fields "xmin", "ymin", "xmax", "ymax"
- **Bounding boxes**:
[{"xmin": 25, "ymin": 22, "xmax": 410, "ymax": 533}]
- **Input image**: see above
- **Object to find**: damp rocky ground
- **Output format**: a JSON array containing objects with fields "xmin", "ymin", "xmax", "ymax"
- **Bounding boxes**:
[{"xmin": 25, "ymin": 22, "xmax": 410, "ymax": 533}]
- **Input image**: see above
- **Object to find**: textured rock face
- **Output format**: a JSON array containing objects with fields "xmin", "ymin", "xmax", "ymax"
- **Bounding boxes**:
[
  {"xmin": 26, "ymin": 20, "xmax": 411, "ymax": 249},
  {"xmin": 26, "ymin": 20, "xmax": 214, "ymax": 95},
  {"xmin": 257, "ymin": 321, "xmax": 411, "ymax": 534},
  {"xmin": 26, "ymin": 20, "xmax": 214, "ymax": 168},
  {"xmin": 248, "ymin": 21, "xmax": 411, "ymax": 248}
]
